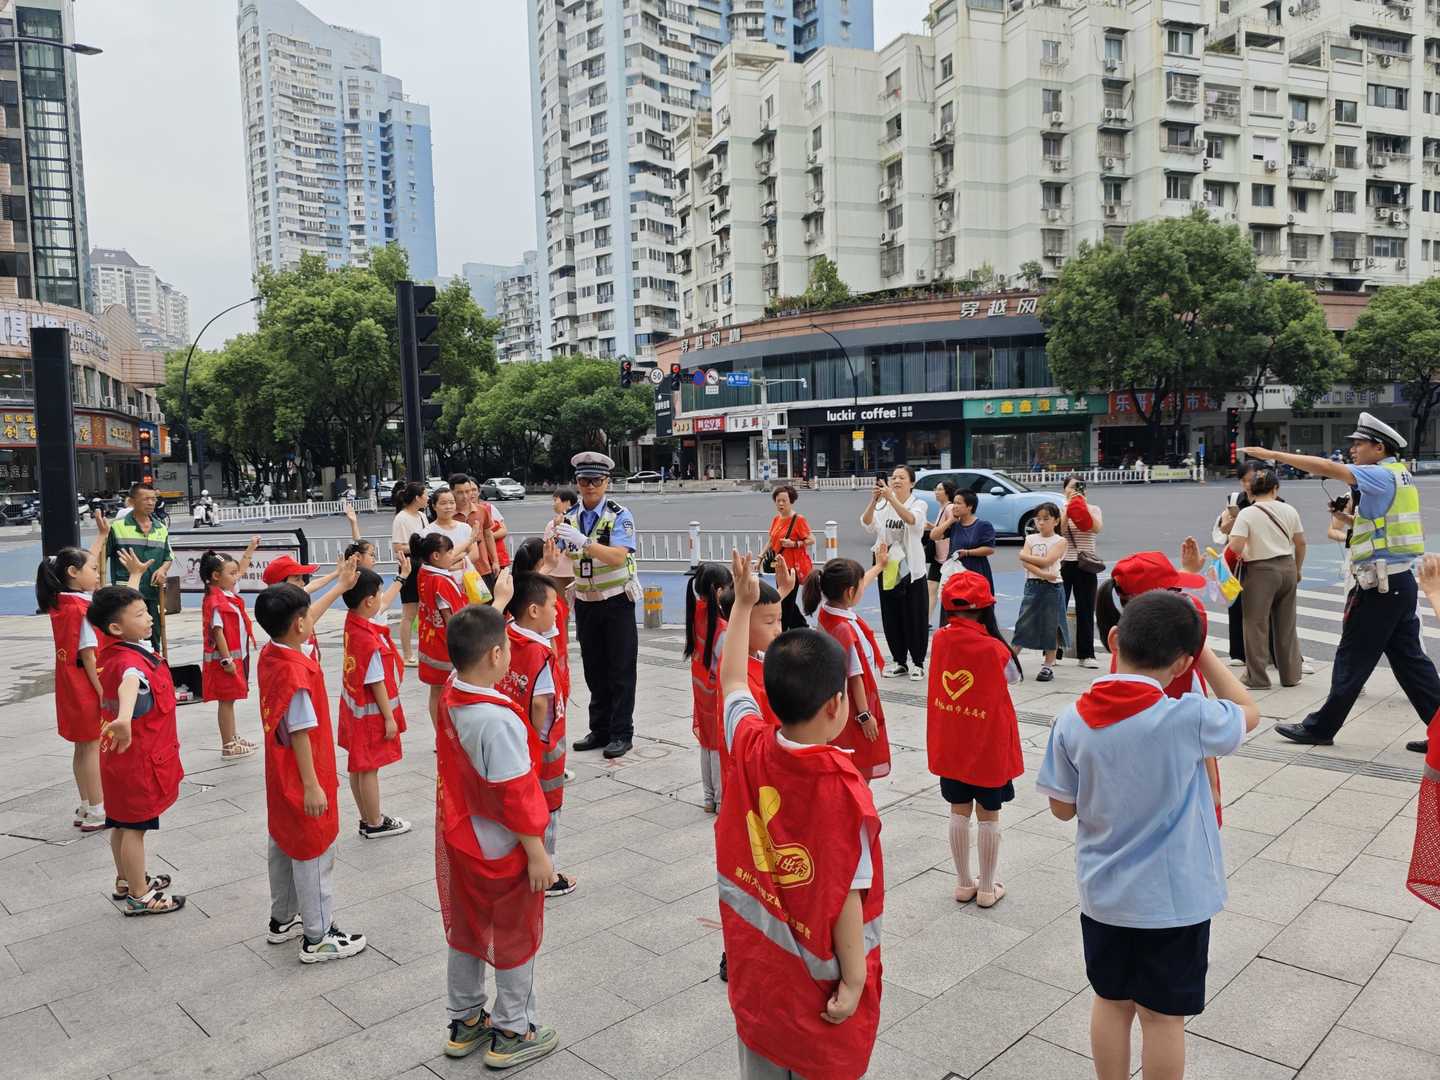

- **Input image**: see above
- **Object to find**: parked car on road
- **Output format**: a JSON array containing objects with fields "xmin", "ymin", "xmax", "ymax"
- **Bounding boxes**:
[
  {"xmin": 479, "ymin": 477, "xmax": 526, "ymax": 501},
  {"xmin": 626, "ymin": 470, "xmax": 663, "ymax": 484},
  {"xmin": 0, "ymin": 500, "xmax": 37, "ymax": 526},
  {"xmin": 912, "ymin": 468, "xmax": 1066, "ymax": 539}
]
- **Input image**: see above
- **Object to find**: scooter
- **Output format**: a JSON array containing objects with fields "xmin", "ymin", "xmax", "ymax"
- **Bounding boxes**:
[{"xmin": 191, "ymin": 491, "xmax": 220, "ymax": 528}]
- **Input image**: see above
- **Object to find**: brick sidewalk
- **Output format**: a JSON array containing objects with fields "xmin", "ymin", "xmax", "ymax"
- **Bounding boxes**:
[{"xmin": 0, "ymin": 611, "xmax": 1438, "ymax": 1079}]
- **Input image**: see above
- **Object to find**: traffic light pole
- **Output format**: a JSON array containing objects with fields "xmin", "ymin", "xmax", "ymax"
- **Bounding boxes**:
[{"xmin": 397, "ymin": 280, "xmax": 424, "ymax": 482}]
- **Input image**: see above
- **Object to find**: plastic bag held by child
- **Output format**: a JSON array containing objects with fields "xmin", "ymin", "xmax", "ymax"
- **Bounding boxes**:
[{"xmin": 1202, "ymin": 546, "xmax": 1242, "ymax": 605}]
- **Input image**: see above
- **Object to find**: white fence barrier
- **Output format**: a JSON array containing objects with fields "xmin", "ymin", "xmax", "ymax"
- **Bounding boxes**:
[
  {"xmin": 809, "ymin": 465, "xmax": 1204, "ymax": 489},
  {"xmin": 214, "ymin": 496, "xmax": 377, "ymax": 524}
]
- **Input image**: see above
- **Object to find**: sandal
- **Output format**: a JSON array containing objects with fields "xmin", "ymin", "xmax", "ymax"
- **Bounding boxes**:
[
  {"xmin": 121, "ymin": 889, "xmax": 185, "ymax": 916},
  {"xmin": 977, "ymin": 883, "xmax": 1006, "ymax": 909},
  {"xmin": 954, "ymin": 884, "xmax": 978, "ymax": 904},
  {"xmin": 114, "ymin": 873, "xmax": 172, "ymax": 900},
  {"xmin": 236, "ymin": 735, "xmax": 257, "ymax": 749},
  {"xmin": 221, "ymin": 739, "xmax": 255, "ymax": 759}
]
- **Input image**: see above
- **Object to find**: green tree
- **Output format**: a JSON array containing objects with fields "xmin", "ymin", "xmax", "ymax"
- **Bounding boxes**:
[
  {"xmin": 1344, "ymin": 277, "xmax": 1440, "ymax": 459},
  {"xmin": 1040, "ymin": 211, "xmax": 1258, "ymax": 457},
  {"xmin": 1018, "ymin": 259, "xmax": 1045, "ymax": 289},
  {"xmin": 803, "ymin": 255, "xmax": 851, "ymax": 308}
]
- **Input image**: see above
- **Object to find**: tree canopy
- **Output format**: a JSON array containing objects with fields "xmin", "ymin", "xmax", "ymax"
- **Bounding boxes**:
[{"xmin": 1344, "ymin": 277, "xmax": 1440, "ymax": 458}]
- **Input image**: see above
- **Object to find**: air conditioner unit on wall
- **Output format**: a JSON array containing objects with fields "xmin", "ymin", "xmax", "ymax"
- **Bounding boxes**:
[
  {"xmin": 1351, "ymin": 258, "xmax": 1366, "ymax": 270},
  {"xmin": 1399, "ymin": 257, "xmax": 1409, "ymax": 268},
  {"xmin": 1202, "ymin": 157, "xmax": 1212, "ymax": 169},
  {"xmin": 1105, "ymin": 155, "xmax": 1119, "ymax": 168},
  {"xmin": 1265, "ymin": 159, "xmax": 1279, "ymax": 171},
  {"xmin": 1050, "ymin": 111, "xmax": 1064, "ymax": 126},
  {"xmin": 1379, "ymin": 53, "xmax": 1394, "ymax": 67},
  {"xmin": 915, "ymin": 268, "xmax": 929, "ymax": 281},
  {"xmin": 1104, "ymin": 203, "xmax": 1118, "ymax": 217}
]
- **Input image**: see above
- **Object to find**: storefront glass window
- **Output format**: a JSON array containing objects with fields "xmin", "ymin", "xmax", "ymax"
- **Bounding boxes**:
[
  {"xmin": 906, "ymin": 427, "xmax": 950, "ymax": 469},
  {"xmin": 926, "ymin": 342, "xmax": 951, "ymax": 392},
  {"xmin": 972, "ymin": 430, "xmax": 1086, "ymax": 470},
  {"xmin": 0, "ymin": 357, "xmax": 25, "ymax": 399},
  {"xmin": 877, "ymin": 344, "xmax": 903, "ymax": 396}
]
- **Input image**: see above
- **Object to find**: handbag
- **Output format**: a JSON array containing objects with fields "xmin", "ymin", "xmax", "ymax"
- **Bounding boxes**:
[
  {"xmin": 1066, "ymin": 521, "xmax": 1105, "ymax": 574},
  {"xmin": 760, "ymin": 515, "xmax": 797, "ymax": 574}
]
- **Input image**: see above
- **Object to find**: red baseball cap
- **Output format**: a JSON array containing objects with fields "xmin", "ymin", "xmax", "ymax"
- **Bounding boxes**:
[
  {"xmin": 261, "ymin": 554, "xmax": 319, "ymax": 585},
  {"xmin": 1111, "ymin": 551, "xmax": 1205, "ymax": 597},
  {"xmin": 941, "ymin": 570, "xmax": 996, "ymax": 610}
]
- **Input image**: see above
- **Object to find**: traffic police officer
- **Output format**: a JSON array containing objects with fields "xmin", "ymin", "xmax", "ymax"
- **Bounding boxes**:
[
  {"xmin": 1243, "ymin": 413, "xmax": 1440, "ymax": 753},
  {"xmin": 555, "ymin": 451, "xmax": 639, "ymax": 759}
]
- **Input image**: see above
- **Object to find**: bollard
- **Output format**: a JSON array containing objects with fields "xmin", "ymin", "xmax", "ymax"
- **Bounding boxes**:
[
  {"xmin": 643, "ymin": 585, "xmax": 664, "ymax": 628},
  {"xmin": 688, "ymin": 520, "xmax": 701, "ymax": 567},
  {"xmin": 824, "ymin": 520, "xmax": 839, "ymax": 563}
]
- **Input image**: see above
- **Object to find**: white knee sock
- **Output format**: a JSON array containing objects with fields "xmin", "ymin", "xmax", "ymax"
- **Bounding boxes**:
[
  {"xmin": 977, "ymin": 820, "xmax": 1002, "ymax": 893},
  {"xmin": 949, "ymin": 815, "xmax": 975, "ymax": 888}
]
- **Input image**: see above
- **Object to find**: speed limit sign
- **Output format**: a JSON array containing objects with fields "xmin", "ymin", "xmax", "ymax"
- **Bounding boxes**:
[{"xmin": 648, "ymin": 367, "xmax": 664, "ymax": 385}]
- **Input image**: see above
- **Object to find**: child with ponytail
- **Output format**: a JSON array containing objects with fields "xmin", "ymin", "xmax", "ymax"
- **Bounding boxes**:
[
  {"xmin": 800, "ymin": 550, "xmax": 892, "ymax": 780},
  {"xmin": 927, "ymin": 571, "xmax": 1024, "ymax": 908},
  {"xmin": 685, "ymin": 562, "xmax": 733, "ymax": 812},
  {"xmin": 200, "ymin": 537, "xmax": 262, "ymax": 760},
  {"xmin": 413, "ymin": 530, "xmax": 465, "ymax": 732}
]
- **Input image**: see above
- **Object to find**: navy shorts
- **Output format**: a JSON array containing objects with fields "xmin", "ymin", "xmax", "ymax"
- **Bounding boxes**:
[
  {"xmin": 940, "ymin": 777, "xmax": 1015, "ymax": 812},
  {"xmin": 105, "ymin": 816, "xmax": 159, "ymax": 832},
  {"xmin": 1080, "ymin": 913, "xmax": 1210, "ymax": 1016}
]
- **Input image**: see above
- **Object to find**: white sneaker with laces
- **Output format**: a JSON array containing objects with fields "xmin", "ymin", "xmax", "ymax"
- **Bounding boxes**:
[
  {"xmin": 1228, "ymin": 658, "xmax": 1245, "ymax": 668},
  {"xmin": 908, "ymin": 666, "xmax": 924, "ymax": 681},
  {"xmin": 299, "ymin": 925, "xmax": 367, "ymax": 963},
  {"xmin": 1301, "ymin": 658, "xmax": 1317, "ymax": 675},
  {"xmin": 883, "ymin": 663, "xmax": 907, "ymax": 678},
  {"xmin": 1080, "ymin": 658, "xmax": 1099, "ymax": 669}
]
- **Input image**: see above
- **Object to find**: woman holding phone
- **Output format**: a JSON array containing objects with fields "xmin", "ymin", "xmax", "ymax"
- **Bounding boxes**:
[{"xmin": 861, "ymin": 465, "xmax": 930, "ymax": 679}]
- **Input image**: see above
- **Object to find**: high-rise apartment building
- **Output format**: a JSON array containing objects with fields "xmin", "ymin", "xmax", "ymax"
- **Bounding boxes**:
[
  {"xmin": 527, "ymin": 0, "xmax": 872, "ymax": 360},
  {"xmin": 496, "ymin": 251, "xmax": 542, "ymax": 363},
  {"xmin": 89, "ymin": 248, "xmax": 191, "ymax": 351},
  {"xmin": 680, "ymin": 0, "xmax": 1440, "ymax": 333},
  {"xmin": 237, "ymin": 0, "xmax": 437, "ymax": 281}
]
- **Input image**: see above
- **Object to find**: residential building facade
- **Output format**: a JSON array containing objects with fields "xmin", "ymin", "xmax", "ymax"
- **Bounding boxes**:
[
  {"xmin": 679, "ymin": 0, "xmax": 1440, "ymax": 335},
  {"xmin": 237, "ymin": 0, "xmax": 437, "ymax": 281},
  {"xmin": 88, "ymin": 248, "xmax": 191, "ymax": 351},
  {"xmin": 496, "ymin": 251, "xmax": 542, "ymax": 363},
  {"xmin": 526, "ymin": 0, "xmax": 873, "ymax": 361}
]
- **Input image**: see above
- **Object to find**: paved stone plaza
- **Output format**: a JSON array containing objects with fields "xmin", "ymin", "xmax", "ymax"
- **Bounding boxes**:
[{"xmin": 2, "ymin": 606, "xmax": 1439, "ymax": 1079}]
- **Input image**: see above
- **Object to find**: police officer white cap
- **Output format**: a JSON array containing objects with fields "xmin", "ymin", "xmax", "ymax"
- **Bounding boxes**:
[
  {"xmin": 1346, "ymin": 412, "xmax": 1407, "ymax": 451},
  {"xmin": 571, "ymin": 451, "xmax": 615, "ymax": 479}
]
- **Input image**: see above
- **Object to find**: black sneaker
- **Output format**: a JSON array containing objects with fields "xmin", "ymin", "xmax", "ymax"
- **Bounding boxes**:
[
  {"xmin": 358, "ymin": 815, "xmax": 412, "ymax": 839},
  {"xmin": 719, "ymin": 951, "xmax": 728, "ymax": 982},
  {"xmin": 545, "ymin": 873, "xmax": 577, "ymax": 898},
  {"xmin": 1036, "ymin": 666, "xmax": 1054, "ymax": 683},
  {"xmin": 602, "ymin": 738, "xmax": 632, "ymax": 759}
]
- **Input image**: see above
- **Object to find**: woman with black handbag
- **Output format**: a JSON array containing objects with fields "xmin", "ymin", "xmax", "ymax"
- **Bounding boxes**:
[
  {"xmin": 766, "ymin": 485, "xmax": 814, "ymax": 629},
  {"xmin": 1059, "ymin": 476, "xmax": 1104, "ymax": 668}
]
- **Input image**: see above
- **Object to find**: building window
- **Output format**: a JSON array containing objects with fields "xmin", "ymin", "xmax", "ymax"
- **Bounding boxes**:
[
  {"xmin": 1165, "ymin": 28, "xmax": 1194, "ymax": 55},
  {"xmin": 1333, "ymin": 233, "xmax": 1359, "ymax": 259},
  {"xmin": 1103, "ymin": 178, "xmax": 1125, "ymax": 202},
  {"xmin": 1205, "ymin": 134, "xmax": 1225, "ymax": 159},
  {"xmin": 1334, "ymin": 190, "xmax": 1356, "ymax": 213},
  {"xmin": 1291, "ymin": 233, "xmax": 1314, "ymax": 259},
  {"xmin": 1041, "ymin": 183, "xmax": 1064, "ymax": 209},
  {"xmin": 1335, "ymin": 98, "xmax": 1358, "ymax": 123},
  {"xmin": 940, "ymin": 101, "xmax": 954, "ymax": 127},
  {"xmin": 1289, "ymin": 142, "xmax": 1310, "ymax": 166},
  {"xmin": 885, "ymin": 114, "xmax": 902, "ymax": 140},
  {"xmin": 1252, "ymin": 183, "xmax": 1275, "ymax": 207},
  {"xmin": 1250, "ymin": 227, "xmax": 1281, "ymax": 255},
  {"xmin": 1042, "ymin": 132, "xmax": 1063, "ymax": 158},
  {"xmin": 811, "ymin": 126, "xmax": 822, "ymax": 151},
  {"xmin": 887, "ymin": 204, "xmax": 903, "ymax": 229},
  {"xmin": 1252, "ymin": 86, "xmax": 1278, "ymax": 115},
  {"xmin": 1165, "ymin": 124, "xmax": 1196, "ymax": 150},
  {"xmin": 1042, "ymin": 39, "xmax": 1061, "ymax": 63},
  {"xmin": 1104, "ymin": 35, "xmax": 1124, "ymax": 62},
  {"xmin": 939, "ymin": 54, "xmax": 953, "ymax": 82},
  {"xmin": 1290, "ymin": 189, "xmax": 1310, "ymax": 212},
  {"xmin": 1368, "ymin": 84, "xmax": 1407, "ymax": 110},
  {"xmin": 1251, "ymin": 134, "xmax": 1279, "ymax": 162},
  {"xmin": 1166, "ymin": 72, "xmax": 1199, "ymax": 102},
  {"xmin": 1289, "ymin": 97, "xmax": 1309, "ymax": 121},
  {"xmin": 1041, "ymin": 228, "xmax": 1066, "ymax": 255},
  {"xmin": 884, "ymin": 69, "xmax": 901, "ymax": 97},
  {"xmin": 1165, "ymin": 173, "xmax": 1192, "ymax": 200},
  {"xmin": 1042, "ymin": 88, "xmax": 1063, "ymax": 114},
  {"xmin": 880, "ymin": 244, "xmax": 904, "ymax": 277},
  {"xmin": 1203, "ymin": 180, "xmax": 1226, "ymax": 207},
  {"xmin": 1369, "ymin": 235, "xmax": 1405, "ymax": 258},
  {"xmin": 1334, "ymin": 144, "xmax": 1357, "ymax": 169}
]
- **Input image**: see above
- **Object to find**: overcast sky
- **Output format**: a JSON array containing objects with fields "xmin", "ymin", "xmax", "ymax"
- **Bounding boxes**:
[{"xmin": 75, "ymin": 0, "xmax": 932, "ymax": 348}]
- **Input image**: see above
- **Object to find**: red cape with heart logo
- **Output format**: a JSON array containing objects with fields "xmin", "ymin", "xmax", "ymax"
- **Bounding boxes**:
[{"xmin": 926, "ymin": 618, "xmax": 1023, "ymax": 787}]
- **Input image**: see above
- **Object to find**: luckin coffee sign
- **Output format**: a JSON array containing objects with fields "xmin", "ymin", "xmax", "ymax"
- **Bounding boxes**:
[{"xmin": 822, "ymin": 404, "xmax": 915, "ymax": 423}]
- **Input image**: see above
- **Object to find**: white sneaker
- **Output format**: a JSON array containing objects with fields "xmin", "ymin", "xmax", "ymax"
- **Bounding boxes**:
[
  {"xmin": 1228, "ymin": 658, "xmax": 1245, "ymax": 668},
  {"xmin": 1079, "ymin": 658, "xmax": 1099, "ymax": 669},
  {"xmin": 1301, "ymin": 658, "xmax": 1317, "ymax": 675},
  {"xmin": 299, "ymin": 924, "xmax": 367, "ymax": 963},
  {"xmin": 883, "ymin": 663, "xmax": 908, "ymax": 678},
  {"xmin": 268, "ymin": 914, "xmax": 304, "ymax": 943},
  {"xmin": 908, "ymin": 666, "xmax": 924, "ymax": 681}
]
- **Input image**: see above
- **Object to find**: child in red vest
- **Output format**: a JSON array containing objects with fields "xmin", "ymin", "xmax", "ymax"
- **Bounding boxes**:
[
  {"xmin": 261, "ymin": 554, "xmax": 342, "ymax": 659},
  {"xmin": 254, "ymin": 571, "xmax": 369, "ymax": 963},
  {"xmin": 718, "ymin": 552, "xmax": 883, "ymax": 1080},
  {"xmin": 435, "ymin": 604, "xmax": 560, "ymax": 1069},
  {"xmin": 36, "ymin": 517, "xmax": 132, "ymax": 832},
  {"xmin": 685, "ymin": 562, "xmax": 732, "ymax": 812},
  {"xmin": 717, "ymin": 554, "xmax": 797, "ymax": 729},
  {"xmin": 499, "ymin": 572, "xmax": 575, "ymax": 897},
  {"xmin": 87, "ymin": 586, "xmax": 186, "ymax": 915},
  {"xmin": 511, "ymin": 537, "xmax": 572, "ymax": 713},
  {"xmin": 200, "ymin": 538, "xmax": 261, "ymax": 761},
  {"xmin": 928, "ymin": 571, "xmax": 1024, "ymax": 908},
  {"xmin": 414, "ymin": 531, "xmax": 466, "ymax": 731},
  {"xmin": 340, "ymin": 563, "xmax": 413, "ymax": 840},
  {"xmin": 800, "ymin": 553, "xmax": 892, "ymax": 781},
  {"xmin": 1408, "ymin": 555, "xmax": 1440, "ymax": 909}
]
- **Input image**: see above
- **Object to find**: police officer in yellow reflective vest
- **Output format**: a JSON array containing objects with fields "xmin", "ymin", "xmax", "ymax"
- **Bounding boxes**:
[
  {"xmin": 1243, "ymin": 413, "xmax": 1440, "ymax": 753},
  {"xmin": 553, "ymin": 452, "xmax": 639, "ymax": 759}
]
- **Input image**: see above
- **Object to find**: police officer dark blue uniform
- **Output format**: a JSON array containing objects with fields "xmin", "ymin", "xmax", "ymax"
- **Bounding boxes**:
[
  {"xmin": 554, "ymin": 452, "xmax": 639, "ymax": 759},
  {"xmin": 1243, "ymin": 415, "xmax": 1439, "ymax": 753}
]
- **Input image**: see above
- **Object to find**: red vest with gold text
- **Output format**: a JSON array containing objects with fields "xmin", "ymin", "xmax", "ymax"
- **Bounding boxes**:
[
  {"xmin": 258, "ymin": 642, "xmax": 339, "ymax": 859},
  {"xmin": 497, "ymin": 623, "xmax": 568, "ymax": 812},
  {"xmin": 927, "ymin": 618, "xmax": 1024, "ymax": 787}
]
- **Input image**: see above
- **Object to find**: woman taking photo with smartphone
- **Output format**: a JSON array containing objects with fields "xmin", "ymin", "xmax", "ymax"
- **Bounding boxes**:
[{"xmin": 862, "ymin": 465, "xmax": 930, "ymax": 680}]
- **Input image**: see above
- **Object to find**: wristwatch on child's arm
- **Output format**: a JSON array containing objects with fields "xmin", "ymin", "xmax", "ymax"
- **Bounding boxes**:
[{"xmin": 856, "ymin": 710, "xmax": 872, "ymax": 725}]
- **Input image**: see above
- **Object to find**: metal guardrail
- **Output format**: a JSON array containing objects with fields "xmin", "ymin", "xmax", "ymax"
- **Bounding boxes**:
[
  {"xmin": 808, "ymin": 465, "xmax": 1205, "ymax": 489},
  {"xmin": 214, "ymin": 496, "xmax": 378, "ymax": 523}
]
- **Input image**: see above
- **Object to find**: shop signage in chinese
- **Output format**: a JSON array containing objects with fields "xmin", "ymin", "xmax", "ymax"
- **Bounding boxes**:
[
  {"xmin": 962, "ymin": 395, "xmax": 1106, "ymax": 419},
  {"xmin": 0, "ymin": 309, "xmax": 109, "ymax": 358},
  {"xmin": 953, "ymin": 296, "xmax": 1040, "ymax": 319},
  {"xmin": 0, "ymin": 410, "xmax": 36, "ymax": 444},
  {"xmin": 672, "ymin": 417, "xmax": 693, "ymax": 436},
  {"xmin": 790, "ymin": 398, "xmax": 969, "ymax": 427},
  {"xmin": 106, "ymin": 421, "xmax": 135, "ymax": 450},
  {"xmin": 679, "ymin": 327, "xmax": 743, "ymax": 353},
  {"xmin": 1107, "ymin": 390, "xmax": 1221, "ymax": 417},
  {"xmin": 1290, "ymin": 383, "xmax": 1402, "ymax": 408},
  {"xmin": 693, "ymin": 415, "xmax": 726, "ymax": 434},
  {"xmin": 727, "ymin": 411, "xmax": 786, "ymax": 433}
]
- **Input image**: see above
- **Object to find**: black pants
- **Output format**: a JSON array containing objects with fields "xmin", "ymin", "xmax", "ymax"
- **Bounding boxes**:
[
  {"xmin": 879, "ymin": 575, "xmax": 929, "ymax": 669},
  {"xmin": 1303, "ymin": 569, "xmax": 1440, "ymax": 739},
  {"xmin": 1228, "ymin": 590, "xmax": 1246, "ymax": 661},
  {"xmin": 1059, "ymin": 562, "xmax": 1097, "ymax": 660},
  {"xmin": 574, "ymin": 594, "xmax": 637, "ymax": 742},
  {"xmin": 780, "ymin": 589, "xmax": 807, "ymax": 631}
]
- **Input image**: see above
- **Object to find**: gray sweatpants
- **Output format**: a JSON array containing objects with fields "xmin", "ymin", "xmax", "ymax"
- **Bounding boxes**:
[
  {"xmin": 699, "ymin": 747, "xmax": 723, "ymax": 806},
  {"xmin": 447, "ymin": 946, "xmax": 538, "ymax": 1034},
  {"xmin": 739, "ymin": 1040, "xmax": 807, "ymax": 1079},
  {"xmin": 544, "ymin": 808, "xmax": 560, "ymax": 857},
  {"xmin": 267, "ymin": 837, "xmax": 335, "ymax": 942}
]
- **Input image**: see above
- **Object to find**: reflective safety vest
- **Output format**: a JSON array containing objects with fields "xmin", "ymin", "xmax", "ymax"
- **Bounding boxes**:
[
  {"xmin": 1350, "ymin": 460, "xmax": 1425, "ymax": 563},
  {"xmin": 565, "ymin": 499, "xmax": 637, "ymax": 597},
  {"xmin": 107, "ymin": 515, "xmax": 171, "ymax": 599}
]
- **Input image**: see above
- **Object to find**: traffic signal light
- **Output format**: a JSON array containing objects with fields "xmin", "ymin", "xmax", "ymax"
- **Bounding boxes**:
[
  {"xmin": 398, "ymin": 280, "xmax": 441, "ymax": 481},
  {"xmin": 670, "ymin": 362, "xmax": 682, "ymax": 391},
  {"xmin": 138, "ymin": 428, "xmax": 154, "ymax": 485},
  {"xmin": 1226, "ymin": 407, "xmax": 1240, "ymax": 465},
  {"xmin": 620, "ymin": 359, "xmax": 634, "ymax": 388}
]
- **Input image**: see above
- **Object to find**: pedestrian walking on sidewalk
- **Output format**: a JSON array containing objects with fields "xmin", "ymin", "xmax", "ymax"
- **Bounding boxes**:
[
  {"xmin": 1245, "ymin": 413, "xmax": 1440, "ymax": 753},
  {"xmin": 1059, "ymin": 477, "xmax": 1103, "ymax": 668},
  {"xmin": 1225, "ymin": 468, "xmax": 1306, "ymax": 691}
]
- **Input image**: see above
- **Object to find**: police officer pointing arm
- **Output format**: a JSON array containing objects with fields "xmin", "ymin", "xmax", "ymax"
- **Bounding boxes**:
[
  {"xmin": 1242, "ymin": 412, "xmax": 1438, "ymax": 754},
  {"xmin": 554, "ymin": 452, "xmax": 639, "ymax": 759}
]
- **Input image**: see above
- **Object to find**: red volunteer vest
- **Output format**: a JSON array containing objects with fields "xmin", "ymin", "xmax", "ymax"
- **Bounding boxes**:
[
  {"xmin": 258, "ymin": 642, "xmax": 340, "ymax": 860},
  {"xmin": 748, "ymin": 654, "xmax": 779, "ymax": 728},
  {"xmin": 98, "ymin": 642, "xmax": 184, "ymax": 822},
  {"xmin": 338, "ymin": 611, "xmax": 407, "ymax": 771},
  {"xmin": 718, "ymin": 710, "xmax": 884, "ymax": 1080},
  {"xmin": 418, "ymin": 566, "xmax": 466, "ymax": 685},
  {"xmin": 554, "ymin": 592, "xmax": 572, "ymax": 694},
  {"xmin": 926, "ymin": 618, "xmax": 1024, "ymax": 788},
  {"xmin": 202, "ymin": 587, "xmax": 255, "ymax": 702},
  {"xmin": 435, "ymin": 683, "xmax": 549, "ymax": 968},
  {"xmin": 816, "ymin": 607, "xmax": 891, "ymax": 780},
  {"xmin": 51, "ymin": 592, "xmax": 102, "ymax": 742},
  {"xmin": 690, "ymin": 599, "xmax": 726, "ymax": 751},
  {"xmin": 497, "ymin": 624, "xmax": 569, "ymax": 812}
]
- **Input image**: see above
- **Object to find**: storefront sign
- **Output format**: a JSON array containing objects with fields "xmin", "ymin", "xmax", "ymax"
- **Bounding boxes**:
[
  {"xmin": 694, "ymin": 415, "xmax": 726, "ymax": 434},
  {"xmin": 679, "ymin": 327, "xmax": 743, "ymax": 353},
  {"xmin": 1255, "ymin": 383, "xmax": 1405, "ymax": 408},
  {"xmin": 962, "ymin": 395, "xmax": 1106, "ymax": 419},
  {"xmin": 106, "ymin": 421, "xmax": 135, "ymax": 450},
  {"xmin": 954, "ymin": 296, "xmax": 1040, "ymax": 319},
  {"xmin": 0, "ymin": 411, "xmax": 35, "ymax": 444},
  {"xmin": 1150, "ymin": 466, "xmax": 1192, "ymax": 481},
  {"xmin": 673, "ymin": 417, "xmax": 694, "ymax": 436},
  {"xmin": 654, "ymin": 389, "xmax": 673, "ymax": 438},
  {"xmin": 790, "ymin": 399, "xmax": 967, "ymax": 427},
  {"xmin": 727, "ymin": 411, "xmax": 787, "ymax": 433},
  {"xmin": 1107, "ymin": 390, "xmax": 1221, "ymax": 417},
  {"xmin": 0, "ymin": 309, "xmax": 109, "ymax": 358},
  {"xmin": 73, "ymin": 414, "xmax": 93, "ymax": 447}
]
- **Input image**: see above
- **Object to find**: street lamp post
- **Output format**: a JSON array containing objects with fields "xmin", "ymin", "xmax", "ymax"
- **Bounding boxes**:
[
  {"xmin": 0, "ymin": 36, "xmax": 103, "ymax": 54},
  {"xmin": 808, "ymin": 322, "xmax": 862, "ymax": 478},
  {"xmin": 178, "ymin": 296, "xmax": 261, "ymax": 506}
]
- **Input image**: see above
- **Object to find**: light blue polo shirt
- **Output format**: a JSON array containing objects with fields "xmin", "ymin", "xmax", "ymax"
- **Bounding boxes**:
[
  {"xmin": 1036, "ymin": 675, "xmax": 1245, "ymax": 929},
  {"xmin": 1351, "ymin": 458, "xmax": 1413, "ymax": 566}
]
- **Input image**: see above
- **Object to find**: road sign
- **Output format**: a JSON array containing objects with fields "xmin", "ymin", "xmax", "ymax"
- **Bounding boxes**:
[
  {"xmin": 705, "ymin": 368, "xmax": 719, "ymax": 386},
  {"xmin": 726, "ymin": 371, "xmax": 751, "ymax": 388},
  {"xmin": 852, "ymin": 428, "xmax": 864, "ymax": 452},
  {"xmin": 692, "ymin": 370, "xmax": 706, "ymax": 386},
  {"xmin": 648, "ymin": 367, "xmax": 665, "ymax": 385}
]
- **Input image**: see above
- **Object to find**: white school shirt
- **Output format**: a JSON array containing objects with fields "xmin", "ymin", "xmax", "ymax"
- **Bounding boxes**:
[
  {"xmin": 74, "ymin": 592, "xmax": 97, "ymax": 651},
  {"xmin": 819, "ymin": 601, "xmax": 876, "ymax": 677},
  {"xmin": 449, "ymin": 677, "xmax": 534, "ymax": 858},
  {"xmin": 270, "ymin": 641, "xmax": 319, "ymax": 733},
  {"xmin": 363, "ymin": 614, "xmax": 390, "ymax": 685},
  {"xmin": 210, "ymin": 589, "xmax": 251, "ymax": 658}
]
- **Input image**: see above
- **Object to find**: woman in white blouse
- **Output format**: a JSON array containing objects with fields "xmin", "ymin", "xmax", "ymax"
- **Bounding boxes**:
[
  {"xmin": 1227, "ymin": 468, "xmax": 1306, "ymax": 690},
  {"xmin": 861, "ymin": 465, "xmax": 930, "ymax": 680}
]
